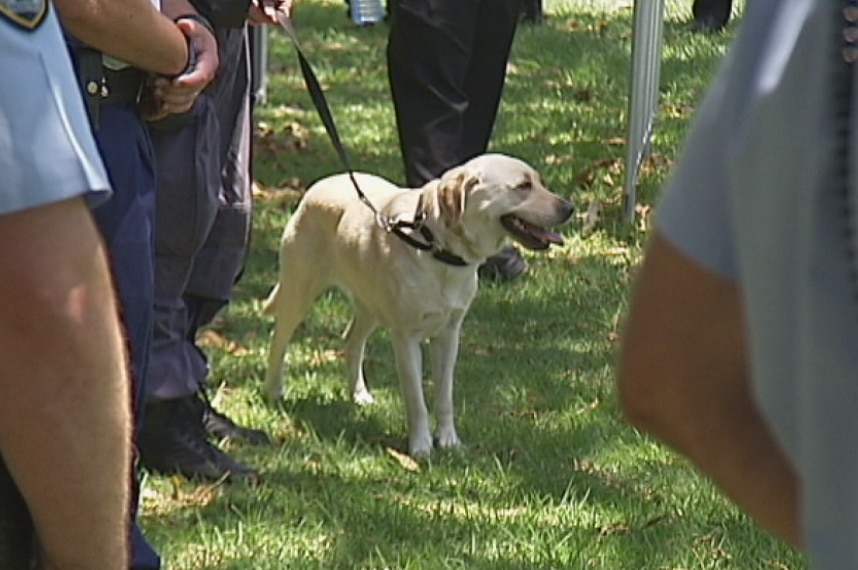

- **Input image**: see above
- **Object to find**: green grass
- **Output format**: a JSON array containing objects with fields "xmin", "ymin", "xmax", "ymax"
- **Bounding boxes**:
[{"xmin": 141, "ymin": 1, "xmax": 807, "ymax": 568}]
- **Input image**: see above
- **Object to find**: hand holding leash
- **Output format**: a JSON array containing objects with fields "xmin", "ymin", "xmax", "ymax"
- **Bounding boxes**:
[
  {"xmin": 140, "ymin": 16, "xmax": 219, "ymax": 121},
  {"xmin": 248, "ymin": 0, "xmax": 293, "ymax": 26}
]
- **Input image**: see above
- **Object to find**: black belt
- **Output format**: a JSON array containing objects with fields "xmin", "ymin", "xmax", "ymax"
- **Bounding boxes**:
[
  {"xmin": 100, "ymin": 67, "xmax": 146, "ymax": 106},
  {"xmin": 73, "ymin": 44, "xmax": 146, "ymax": 128}
]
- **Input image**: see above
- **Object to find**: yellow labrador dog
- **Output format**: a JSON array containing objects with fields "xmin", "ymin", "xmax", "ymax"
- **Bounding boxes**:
[{"xmin": 262, "ymin": 153, "xmax": 574, "ymax": 456}]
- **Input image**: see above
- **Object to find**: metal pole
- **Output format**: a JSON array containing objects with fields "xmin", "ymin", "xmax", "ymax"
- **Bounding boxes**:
[
  {"xmin": 624, "ymin": 0, "xmax": 665, "ymax": 222},
  {"xmin": 250, "ymin": 24, "xmax": 269, "ymax": 106}
]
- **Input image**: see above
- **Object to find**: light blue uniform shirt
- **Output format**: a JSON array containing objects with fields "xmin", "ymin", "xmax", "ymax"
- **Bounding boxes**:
[
  {"xmin": 0, "ymin": 3, "xmax": 110, "ymax": 214},
  {"xmin": 658, "ymin": 1, "xmax": 858, "ymax": 567}
]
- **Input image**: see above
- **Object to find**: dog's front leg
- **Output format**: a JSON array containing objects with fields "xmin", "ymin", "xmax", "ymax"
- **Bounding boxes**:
[
  {"xmin": 429, "ymin": 318, "xmax": 463, "ymax": 450},
  {"xmin": 392, "ymin": 333, "xmax": 432, "ymax": 457}
]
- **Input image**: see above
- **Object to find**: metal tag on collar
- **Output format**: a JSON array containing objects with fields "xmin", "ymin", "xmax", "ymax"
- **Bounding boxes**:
[{"xmin": 375, "ymin": 212, "xmax": 393, "ymax": 232}]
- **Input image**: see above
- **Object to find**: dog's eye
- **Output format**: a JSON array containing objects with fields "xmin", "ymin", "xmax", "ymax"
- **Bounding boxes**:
[{"xmin": 514, "ymin": 180, "xmax": 532, "ymax": 192}]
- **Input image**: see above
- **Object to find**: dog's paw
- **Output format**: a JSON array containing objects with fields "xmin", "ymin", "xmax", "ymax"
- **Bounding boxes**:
[
  {"xmin": 352, "ymin": 388, "xmax": 375, "ymax": 406},
  {"xmin": 434, "ymin": 427, "xmax": 462, "ymax": 450},
  {"xmin": 408, "ymin": 432, "xmax": 435, "ymax": 458}
]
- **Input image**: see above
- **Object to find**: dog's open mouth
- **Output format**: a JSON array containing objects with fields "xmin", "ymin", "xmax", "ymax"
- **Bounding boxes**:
[{"xmin": 500, "ymin": 214, "xmax": 565, "ymax": 251}]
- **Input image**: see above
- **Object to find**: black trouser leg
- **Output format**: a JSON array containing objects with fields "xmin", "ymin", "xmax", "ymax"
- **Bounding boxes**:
[
  {"xmin": 692, "ymin": 0, "xmax": 732, "ymax": 27},
  {"xmin": 387, "ymin": 0, "xmax": 521, "ymax": 187},
  {"xmin": 522, "ymin": 0, "xmax": 542, "ymax": 24},
  {"xmin": 462, "ymin": 0, "xmax": 521, "ymax": 159}
]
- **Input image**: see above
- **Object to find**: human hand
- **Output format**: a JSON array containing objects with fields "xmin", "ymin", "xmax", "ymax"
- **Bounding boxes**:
[
  {"xmin": 141, "ymin": 17, "xmax": 219, "ymax": 121},
  {"xmin": 248, "ymin": 0, "xmax": 293, "ymax": 26}
]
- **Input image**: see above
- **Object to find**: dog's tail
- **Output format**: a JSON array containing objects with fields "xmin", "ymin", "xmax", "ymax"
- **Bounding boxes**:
[{"xmin": 261, "ymin": 284, "xmax": 280, "ymax": 316}]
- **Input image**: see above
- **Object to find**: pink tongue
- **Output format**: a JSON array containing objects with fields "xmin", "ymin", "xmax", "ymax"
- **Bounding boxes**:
[{"xmin": 531, "ymin": 227, "xmax": 564, "ymax": 245}]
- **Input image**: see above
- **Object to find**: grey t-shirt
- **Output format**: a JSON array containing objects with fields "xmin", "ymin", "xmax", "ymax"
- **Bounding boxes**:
[{"xmin": 657, "ymin": 0, "xmax": 858, "ymax": 567}]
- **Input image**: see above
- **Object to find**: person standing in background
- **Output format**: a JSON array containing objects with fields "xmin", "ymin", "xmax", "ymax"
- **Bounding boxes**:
[{"xmin": 386, "ymin": 0, "xmax": 529, "ymax": 281}]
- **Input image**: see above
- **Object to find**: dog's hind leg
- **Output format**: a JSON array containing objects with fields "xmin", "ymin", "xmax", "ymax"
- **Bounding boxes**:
[
  {"xmin": 429, "ymin": 316, "xmax": 464, "ymax": 450},
  {"xmin": 263, "ymin": 268, "xmax": 327, "ymax": 402},
  {"xmin": 343, "ymin": 301, "xmax": 377, "ymax": 405}
]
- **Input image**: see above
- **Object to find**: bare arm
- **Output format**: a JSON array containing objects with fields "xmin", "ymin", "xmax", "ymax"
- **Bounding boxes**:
[
  {"xmin": 616, "ymin": 232, "xmax": 801, "ymax": 546},
  {"xmin": 54, "ymin": 0, "xmax": 188, "ymax": 76},
  {"xmin": 0, "ymin": 197, "xmax": 131, "ymax": 569}
]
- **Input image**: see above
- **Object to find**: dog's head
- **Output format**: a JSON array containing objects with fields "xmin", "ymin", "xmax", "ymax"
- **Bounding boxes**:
[{"xmin": 433, "ymin": 154, "xmax": 575, "ymax": 260}]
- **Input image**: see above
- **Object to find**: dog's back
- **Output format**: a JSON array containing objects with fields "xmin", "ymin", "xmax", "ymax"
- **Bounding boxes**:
[
  {"xmin": 261, "ymin": 172, "xmax": 403, "ymax": 316},
  {"xmin": 261, "ymin": 170, "xmax": 427, "ymax": 401}
]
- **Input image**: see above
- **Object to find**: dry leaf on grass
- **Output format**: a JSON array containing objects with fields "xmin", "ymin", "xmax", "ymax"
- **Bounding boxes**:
[
  {"xmin": 197, "ymin": 329, "xmax": 252, "ymax": 357},
  {"xmin": 253, "ymin": 120, "xmax": 310, "ymax": 157},
  {"xmin": 385, "ymin": 447, "xmax": 421, "ymax": 472},
  {"xmin": 573, "ymin": 157, "xmax": 623, "ymax": 189},
  {"xmin": 309, "ymin": 349, "xmax": 343, "ymax": 367},
  {"xmin": 582, "ymin": 199, "xmax": 602, "ymax": 233},
  {"xmin": 252, "ymin": 180, "xmax": 304, "ymax": 209}
]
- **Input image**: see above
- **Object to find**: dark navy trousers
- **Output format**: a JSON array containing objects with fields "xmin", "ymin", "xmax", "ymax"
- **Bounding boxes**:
[
  {"xmin": 90, "ymin": 103, "xmax": 161, "ymax": 570},
  {"xmin": 144, "ymin": 28, "xmax": 252, "ymax": 402}
]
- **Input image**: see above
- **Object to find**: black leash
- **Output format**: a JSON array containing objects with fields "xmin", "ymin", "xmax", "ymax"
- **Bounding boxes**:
[{"xmin": 274, "ymin": 14, "xmax": 468, "ymax": 267}]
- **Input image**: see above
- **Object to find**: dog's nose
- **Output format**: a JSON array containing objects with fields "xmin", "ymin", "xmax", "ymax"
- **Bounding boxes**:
[{"xmin": 558, "ymin": 197, "xmax": 575, "ymax": 222}]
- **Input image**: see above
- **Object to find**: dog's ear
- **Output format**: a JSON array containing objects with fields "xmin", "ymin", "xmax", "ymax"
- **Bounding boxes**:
[{"xmin": 438, "ymin": 172, "xmax": 478, "ymax": 227}]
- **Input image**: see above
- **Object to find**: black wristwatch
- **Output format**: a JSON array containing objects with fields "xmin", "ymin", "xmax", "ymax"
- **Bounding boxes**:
[{"xmin": 171, "ymin": 13, "xmax": 213, "ymax": 77}]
